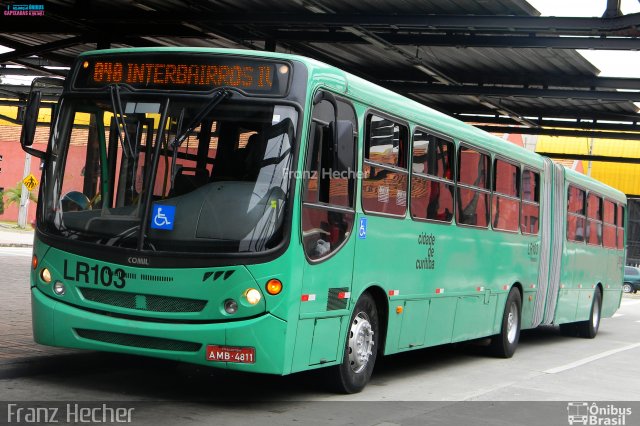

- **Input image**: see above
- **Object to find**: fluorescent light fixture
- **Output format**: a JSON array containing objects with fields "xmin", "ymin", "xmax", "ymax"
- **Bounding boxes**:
[
  {"xmin": 132, "ymin": 2, "xmax": 155, "ymax": 12},
  {"xmin": 181, "ymin": 22, "xmax": 203, "ymax": 32},
  {"xmin": 304, "ymin": 5, "xmax": 326, "ymax": 13},
  {"xmin": 415, "ymin": 64, "xmax": 437, "ymax": 76}
]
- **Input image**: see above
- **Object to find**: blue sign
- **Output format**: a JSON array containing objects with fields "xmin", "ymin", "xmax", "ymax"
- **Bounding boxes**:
[
  {"xmin": 358, "ymin": 217, "xmax": 367, "ymax": 239},
  {"xmin": 151, "ymin": 204, "xmax": 175, "ymax": 230}
]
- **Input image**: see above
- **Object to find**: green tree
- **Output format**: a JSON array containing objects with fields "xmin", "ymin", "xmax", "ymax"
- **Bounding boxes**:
[
  {"xmin": 0, "ymin": 189, "xmax": 4, "ymax": 215},
  {"xmin": 2, "ymin": 181, "xmax": 38, "ymax": 209}
]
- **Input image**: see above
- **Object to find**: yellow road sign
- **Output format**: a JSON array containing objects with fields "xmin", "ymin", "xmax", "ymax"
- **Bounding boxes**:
[{"xmin": 22, "ymin": 173, "xmax": 39, "ymax": 191}]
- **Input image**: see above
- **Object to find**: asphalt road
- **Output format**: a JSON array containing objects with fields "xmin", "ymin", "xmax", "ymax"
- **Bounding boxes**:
[{"xmin": 1, "ymin": 248, "xmax": 639, "ymax": 425}]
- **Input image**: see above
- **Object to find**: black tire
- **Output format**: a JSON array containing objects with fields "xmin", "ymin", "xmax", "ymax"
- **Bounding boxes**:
[
  {"xmin": 329, "ymin": 292, "xmax": 379, "ymax": 394},
  {"xmin": 489, "ymin": 288, "xmax": 522, "ymax": 358},
  {"xmin": 574, "ymin": 290, "xmax": 602, "ymax": 339},
  {"xmin": 623, "ymin": 283, "xmax": 633, "ymax": 293}
]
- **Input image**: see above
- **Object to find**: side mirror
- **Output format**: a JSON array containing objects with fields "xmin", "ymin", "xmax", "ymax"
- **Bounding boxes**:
[
  {"xmin": 21, "ymin": 90, "xmax": 42, "ymax": 148},
  {"xmin": 329, "ymin": 120, "xmax": 354, "ymax": 173},
  {"xmin": 19, "ymin": 77, "xmax": 63, "ymax": 159}
]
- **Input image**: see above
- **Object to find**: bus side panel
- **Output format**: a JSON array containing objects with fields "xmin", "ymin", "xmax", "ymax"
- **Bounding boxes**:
[
  {"xmin": 554, "ymin": 242, "xmax": 581, "ymax": 324},
  {"xmin": 451, "ymin": 294, "xmax": 498, "ymax": 342},
  {"xmin": 352, "ymin": 215, "xmax": 424, "ymax": 355},
  {"xmin": 602, "ymin": 249, "xmax": 624, "ymax": 318},
  {"xmin": 398, "ymin": 299, "xmax": 429, "ymax": 349},
  {"xmin": 425, "ymin": 297, "xmax": 457, "ymax": 347}
]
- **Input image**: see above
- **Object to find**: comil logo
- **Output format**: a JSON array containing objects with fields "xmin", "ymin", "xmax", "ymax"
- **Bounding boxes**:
[{"xmin": 567, "ymin": 402, "xmax": 632, "ymax": 425}]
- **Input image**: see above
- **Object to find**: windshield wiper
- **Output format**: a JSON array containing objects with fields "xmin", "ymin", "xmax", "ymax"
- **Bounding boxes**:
[
  {"xmin": 108, "ymin": 84, "xmax": 135, "ymax": 158},
  {"xmin": 170, "ymin": 89, "xmax": 231, "ymax": 149},
  {"xmin": 168, "ymin": 88, "xmax": 231, "ymax": 190}
]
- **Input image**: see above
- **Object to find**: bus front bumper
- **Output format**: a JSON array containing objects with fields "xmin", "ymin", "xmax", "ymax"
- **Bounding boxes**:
[{"xmin": 32, "ymin": 288, "xmax": 288, "ymax": 374}]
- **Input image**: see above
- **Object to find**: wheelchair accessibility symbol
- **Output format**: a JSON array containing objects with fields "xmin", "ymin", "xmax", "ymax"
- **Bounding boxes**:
[
  {"xmin": 358, "ymin": 217, "xmax": 367, "ymax": 239},
  {"xmin": 151, "ymin": 204, "xmax": 176, "ymax": 230}
]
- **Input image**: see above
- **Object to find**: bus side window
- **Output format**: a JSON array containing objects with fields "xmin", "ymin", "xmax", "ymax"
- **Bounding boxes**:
[
  {"xmin": 410, "ymin": 130, "xmax": 454, "ymax": 222},
  {"xmin": 492, "ymin": 159, "xmax": 520, "ymax": 232},
  {"xmin": 362, "ymin": 114, "xmax": 408, "ymax": 216},
  {"xmin": 567, "ymin": 185, "xmax": 586, "ymax": 242},
  {"xmin": 617, "ymin": 204, "xmax": 625, "ymax": 250},
  {"xmin": 586, "ymin": 193, "xmax": 603, "ymax": 246},
  {"xmin": 302, "ymin": 93, "xmax": 357, "ymax": 260},
  {"xmin": 603, "ymin": 199, "xmax": 616, "ymax": 249},
  {"xmin": 521, "ymin": 169, "xmax": 540, "ymax": 234},
  {"xmin": 456, "ymin": 145, "xmax": 490, "ymax": 227}
]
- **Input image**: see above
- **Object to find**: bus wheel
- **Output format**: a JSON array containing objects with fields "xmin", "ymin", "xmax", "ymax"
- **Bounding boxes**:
[
  {"xmin": 575, "ymin": 290, "xmax": 602, "ymax": 339},
  {"xmin": 489, "ymin": 288, "xmax": 521, "ymax": 358},
  {"xmin": 330, "ymin": 292, "xmax": 379, "ymax": 394}
]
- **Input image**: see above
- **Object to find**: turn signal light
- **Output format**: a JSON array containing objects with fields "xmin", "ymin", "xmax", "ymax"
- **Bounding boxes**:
[
  {"xmin": 266, "ymin": 279, "xmax": 282, "ymax": 295},
  {"xmin": 32, "ymin": 254, "xmax": 38, "ymax": 270}
]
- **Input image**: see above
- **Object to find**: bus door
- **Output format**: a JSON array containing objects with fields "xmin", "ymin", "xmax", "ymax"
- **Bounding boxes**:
[
  {"xmin": 296, "ymin": 91, "xmax": 358, "ymax": 368},
  {"xmin": 540, "ymin": 163, "xmax": 568, "ymax": 324}
]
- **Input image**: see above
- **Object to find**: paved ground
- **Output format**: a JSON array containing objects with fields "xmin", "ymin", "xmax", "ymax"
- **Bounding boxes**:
[
  {"xmin": 0, "ymin": 247, "xmax": 76, "ymax": 362},
  {"xmin": 0, "ymin": 224, "xmax": 34, "ymax": 247},
  {"xmin": 1, "ymin": 248, "xmax": 639, "ymax": 425}
]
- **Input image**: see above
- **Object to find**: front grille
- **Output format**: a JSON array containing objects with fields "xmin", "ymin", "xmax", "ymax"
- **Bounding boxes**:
[
  {"xmin": 140, "ymin": 273, "xmax": 173, "ymax": 282},
  {"xmin": 75, "ymin": 329, "xmax": 202, "ymax": 352},
  {"xmin": 79, "ymin": 288, "xmax": 207, "ymax": 313}
]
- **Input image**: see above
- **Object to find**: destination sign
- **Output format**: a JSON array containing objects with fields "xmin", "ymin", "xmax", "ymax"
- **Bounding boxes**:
[{"xmin": 73, "ymin": 54, "xmax": 291, "ymax": 95}]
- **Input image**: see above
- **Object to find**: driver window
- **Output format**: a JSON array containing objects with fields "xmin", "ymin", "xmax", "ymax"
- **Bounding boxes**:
[
  {"xmin": 60, "ymin": 111, "xmax": 107, "ymax": 211},
  {"xmin": 302, "ymin": 93, "xmax": 357, "ymax": 261}
]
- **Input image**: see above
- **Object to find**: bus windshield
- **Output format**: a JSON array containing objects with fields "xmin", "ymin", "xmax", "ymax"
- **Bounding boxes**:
[{"xmin": 41, "ymin": 93, "xmax": 297, "ymax": 254}]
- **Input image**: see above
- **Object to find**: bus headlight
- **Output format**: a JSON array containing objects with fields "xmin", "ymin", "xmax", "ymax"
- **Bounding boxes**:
[
  {"xmin": 53, "ymin": 281, "xmax": 66, "ymax": 296},
  {"xmin": 244, "ymin": 288, "xmax": 262, "ymax": 305},
  {"xmin": 40, "ymin": 268, "xmax": 52, "ymax": 283}
]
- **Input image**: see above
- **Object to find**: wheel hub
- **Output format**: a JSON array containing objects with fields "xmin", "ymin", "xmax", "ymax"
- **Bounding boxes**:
[
  {"xmin": 507, "ymin": 304, "xmax": 518, "ymax": 343},
  {"xmin": 348, "ymin": 312, "xmax": 374, "ymax": 374},
  {"xmin": 592, "ymin": 297, "xmax": 600, "ymax": 329}
]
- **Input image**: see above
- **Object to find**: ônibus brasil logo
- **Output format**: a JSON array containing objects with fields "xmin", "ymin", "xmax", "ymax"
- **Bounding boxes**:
[{"xmin": 567, "ymin": 402, "xmax": 632, "ymax": 425}]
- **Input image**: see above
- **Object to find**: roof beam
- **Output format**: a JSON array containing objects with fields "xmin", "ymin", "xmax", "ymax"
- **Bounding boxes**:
[
  {"xmin": 384, "ymin": 82, "xmax": 640, "ymax": 102},
  {"xmin": 0, "ymin": 36, "xmax": 72, "ymax": 66},
  {"xmin": 4, "ymin": 13, "xmax": 639, "ymax": 36},
  {"xmin": 0, "ymin": 36, "xmax": 85, "ymax": 63},
  {"xmin": 450, "ymin": 107, "xmax": 640, "ymax": 123},
  {"xmin": 265, "ymin": 32, "xmax": 640, "ymax": 50},
  {"xmin": 457, "ymin": 115, "xmax": 640, "ymax": 133},
  {"xmin": 0, "ymin": 67, "xmax": 52, "ymax": 77},
  {"xmin": 121, "ymin": 12, "xmax": 640, "ymax": 35},
  {"xmin": 477, "ymin": 125, "xmax": 640, "ymax": 140},
  {"xmin": 536, "ymin": 153, "xmax": 640, "ymax": 164},
  {"xmin": 8, "ymin": 60, "xmax": 67, "ymax": 77}
]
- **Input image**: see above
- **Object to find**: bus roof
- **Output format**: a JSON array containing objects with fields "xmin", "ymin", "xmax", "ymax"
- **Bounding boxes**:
[{"xmin": 564, "ymin": 166, "xmax": 627, "ymax": 204}]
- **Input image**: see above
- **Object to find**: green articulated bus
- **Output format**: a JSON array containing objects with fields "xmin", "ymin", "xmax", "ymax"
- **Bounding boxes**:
[{"xmin": 20, "ymin": 48, "xmax": 626, "ymax": 393}]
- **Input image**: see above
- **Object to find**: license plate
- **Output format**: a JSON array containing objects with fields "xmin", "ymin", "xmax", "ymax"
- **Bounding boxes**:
[{"xmin": 206, "ymin": 345, "xmax": 255, "ymax": 364}]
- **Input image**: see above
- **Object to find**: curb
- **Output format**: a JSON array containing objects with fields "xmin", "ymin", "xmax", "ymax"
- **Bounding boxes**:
[{"xmin": 0, "ymin": 243, "xmax": 33, "ymax": 248}]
